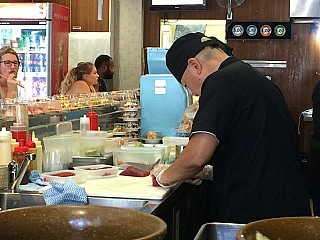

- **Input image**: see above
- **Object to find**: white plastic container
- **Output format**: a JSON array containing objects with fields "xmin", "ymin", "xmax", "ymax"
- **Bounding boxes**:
[
  {"xmin": 162, "ymin": 136, "xmax": 189, "ymax": 163},
  {"xmin": 105, "ymin": 137, "xmax": 121, "ymax": 153},
  {"xmin": 113, "ymin": 147, "xmax": 165, "ymax": 166},
  {"xmin": 162, "ymin": 136, "xmax": 189, "ymax": 147},
  {"xmin": 73, "ymin": 164, "xmax": 119, "ymax": 179},
  {"xmin": 42, "ymin": 170, "xmax": 88, "ymax": 184},
  {"xmin": 43, "ymin": 134, "xmax": 80, "ymax": 156},
  {"xmin": 124, "ymin": 144, "xmax": 170, "ymax": 164}
]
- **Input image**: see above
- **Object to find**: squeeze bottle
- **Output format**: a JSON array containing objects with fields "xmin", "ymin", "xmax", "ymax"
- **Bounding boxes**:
[
  {"xmin": 86, "ymin": 107, "xmax": 99, "ymax": 131},
  {"xmin": 31, "ymin": 132, "xmax": 43, "ymax": 173},
  {"xmin": 10, "ymin": 123, "xmax": 27, "ymax": 143},
  {"xmin": 80, "ymin": 115, "xmax": 90, "ymax": 131},
  {"xmin": 0, "ymin": 127, "xmax": 11, "ymax": 166},
  {"xmin": 25, "ymin": 133, "xmax": 37, "ymax": 172}
]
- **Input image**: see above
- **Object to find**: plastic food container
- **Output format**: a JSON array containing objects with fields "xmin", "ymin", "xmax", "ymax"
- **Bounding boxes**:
[
  {"xmin": 113, "ymin": 147, "xmax": 164, "ymax": 166},
  {"xmin": 125, "ymin": 144, "xmax": 170, "ymax": 164},
  {"xmin": 42, "ymin": 170, "xmax": 88, "ymax": 184},
  {"xmin": 79, "ymin": 132, "xmax": 108, "ymax": 157},
  {"xmin": 162, "ymin": 136, "xmax": 189, "ymax": 163},
  {"xmin": 105, "ymin": 137, "xmax": 121, "ymax": 153},
  {"xmin": 43, "ymin": 134, "xmax": 80, "ymax": 156},
  {"xmin": 73, "ymin": 164, "xmax": 119, "ymax": 179},
  {"xmin": 162, "ymin": 136, "xmax": 189, "ymax": 147}
]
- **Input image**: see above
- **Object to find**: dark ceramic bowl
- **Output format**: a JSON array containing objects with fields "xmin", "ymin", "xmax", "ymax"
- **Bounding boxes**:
[
  {"xmin": 236, "ymin": 217, "xmax": 320, "ymax": 240},
  {"xmin": 0, "ymin": 205, "xmax": 167, "ymax": 240}
]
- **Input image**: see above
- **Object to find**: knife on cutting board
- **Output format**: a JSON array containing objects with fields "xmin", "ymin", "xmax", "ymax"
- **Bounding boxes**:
[{"xmin": 126, "ymin": 159, "xmax": 160, "ymax": 171}]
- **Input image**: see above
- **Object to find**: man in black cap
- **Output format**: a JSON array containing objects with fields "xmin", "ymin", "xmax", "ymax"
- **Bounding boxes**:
[
  {"xmin": 151, "ymin": 32, "xmax": 311, "ymax": 223},
  {"xmin": 94, "ymin": 54, "xmax": 114, "ymax": 92}
]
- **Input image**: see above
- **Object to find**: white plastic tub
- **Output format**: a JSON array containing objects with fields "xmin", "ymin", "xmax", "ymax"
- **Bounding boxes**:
[
  {"xmin": 73, "ymin": 164, "xmax": 118, "ymax": 179},
  {"xmin": 113, "ymin": 147, "xmax": 164, "ymax": 166},
  {"xmin": 42, "ymin": 170, "xmax": 88, "ymax": 184}
]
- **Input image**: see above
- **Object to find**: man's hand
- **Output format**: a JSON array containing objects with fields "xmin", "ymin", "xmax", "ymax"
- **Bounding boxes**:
[
  {"xmin": 150, "ymin": 164, "xmax": 178, "ymax": 188},
  {"xmin": 184, "ymin": 165, "xmax": 213, "ymax": 185}
]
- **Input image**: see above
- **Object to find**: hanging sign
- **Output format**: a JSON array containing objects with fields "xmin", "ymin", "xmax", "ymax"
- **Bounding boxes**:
[{"xmin": 226, "ymin": 21, "xmax": 291, "ymax": 40}]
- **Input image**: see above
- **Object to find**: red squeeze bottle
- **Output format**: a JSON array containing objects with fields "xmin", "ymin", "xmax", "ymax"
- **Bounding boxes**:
[
  {"xmin": 25, "ymin": 134, "xmax": 36, "ymax": 148},
  {"xmin": 86, "ymin": 107, "xmax": 99, "ymax": 131},
  {"xmin": 10, "ymin": 123, "xmax": 27, "ymax": 143}
]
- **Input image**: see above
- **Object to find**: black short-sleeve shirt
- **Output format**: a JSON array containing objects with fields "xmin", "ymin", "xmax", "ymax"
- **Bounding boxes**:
[{"xmin": 191, "ymin": 57, "xmax": 310, "ymax": 223}]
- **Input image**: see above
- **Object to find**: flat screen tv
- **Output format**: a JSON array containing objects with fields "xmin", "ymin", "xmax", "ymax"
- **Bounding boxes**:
[{"xmin": 150, "ymin": 0, "xmax": 207, "ymax": 11}]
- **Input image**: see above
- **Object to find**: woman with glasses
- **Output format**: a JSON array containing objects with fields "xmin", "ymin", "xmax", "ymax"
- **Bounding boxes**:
[
  {"xmin": 0, "ymin": 46, "xmax": 20, "ymax": 99},
  {"xmin": 59, "ymin": 62, "xmax": 99, "ymax": 95}
]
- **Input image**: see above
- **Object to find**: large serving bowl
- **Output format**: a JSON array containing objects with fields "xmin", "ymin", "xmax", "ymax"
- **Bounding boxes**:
[
  {"xmin": 236, "ymin": 217, "xmax": 320, "ymax": 240},
  {"xmin": 0, "ymin": 205, "xmax": 167, "ymax": 240}
]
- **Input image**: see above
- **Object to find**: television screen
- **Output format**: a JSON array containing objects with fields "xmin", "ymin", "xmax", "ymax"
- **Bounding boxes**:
[{"xmin": 150, "ymin": 0, "xmax": 207, "ymax": 11}]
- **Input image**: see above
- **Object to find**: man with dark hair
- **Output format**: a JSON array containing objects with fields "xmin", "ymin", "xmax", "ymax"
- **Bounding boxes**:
[
  {"xmin": 94, "ymin": 54, "xmax": 114, "ymax": 92},
  {"xmin": 151, "ymin": 32, "xmax": 311, "ymax": 223}
]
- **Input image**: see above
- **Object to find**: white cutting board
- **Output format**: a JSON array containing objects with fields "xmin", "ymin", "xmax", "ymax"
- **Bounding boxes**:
[{"xmin": 78, "ymin": 175, "xmax": 172, "ymax": 200}]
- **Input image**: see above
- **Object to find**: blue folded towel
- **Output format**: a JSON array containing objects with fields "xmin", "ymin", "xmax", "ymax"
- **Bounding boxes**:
[
  {"xmin": 43, "ymin": 179, "xmax": 88, "ymax": 205},
  {"xmin": 29, "ymin": 170, "xmax": 48, "ymax": 186}
]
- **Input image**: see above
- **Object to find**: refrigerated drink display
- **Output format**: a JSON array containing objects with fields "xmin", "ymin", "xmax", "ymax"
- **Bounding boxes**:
[{"xmin": 0, "ymin": 3, "xmax": 69, "ymax": 98}]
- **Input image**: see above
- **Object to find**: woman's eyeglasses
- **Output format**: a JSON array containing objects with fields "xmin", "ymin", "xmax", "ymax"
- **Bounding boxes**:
[{"xmin": 0, "ymin": 60, "xmax": 20, "ymax": 67}]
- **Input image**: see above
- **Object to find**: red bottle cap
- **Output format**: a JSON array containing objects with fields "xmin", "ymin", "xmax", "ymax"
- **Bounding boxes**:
[{"xmin": 14, "ymin": 139, "xmax": 29, "ymax": 153}]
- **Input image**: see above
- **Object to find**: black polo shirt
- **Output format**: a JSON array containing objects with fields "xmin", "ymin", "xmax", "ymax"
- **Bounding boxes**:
[{"xmin": 191, "ymin": 57, "xmax": 311, "ymax": 223}]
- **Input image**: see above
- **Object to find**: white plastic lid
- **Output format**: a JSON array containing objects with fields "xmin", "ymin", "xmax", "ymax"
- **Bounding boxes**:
[{"xmin": 0, "ymin": 127, "xmax": 10, "ymax": 137}]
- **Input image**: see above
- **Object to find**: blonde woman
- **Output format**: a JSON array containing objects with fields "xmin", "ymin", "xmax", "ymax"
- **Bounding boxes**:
[
  {"xmin": 60, "ymin": 62, "xmax": 99, "ymax": 95},
  {"xmin": 0, "ymin": 46, "xmax": 20, "ymax": 99}
]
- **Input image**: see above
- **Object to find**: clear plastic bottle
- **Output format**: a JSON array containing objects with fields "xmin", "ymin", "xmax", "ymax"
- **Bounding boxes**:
[{"xmin": 80, "ymin": 115, "xmax": 90, "ymax": 131}]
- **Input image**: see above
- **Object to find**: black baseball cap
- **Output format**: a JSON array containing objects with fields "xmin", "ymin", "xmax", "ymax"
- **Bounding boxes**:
[{"xmin": 166, "ymin": 32, "xmax": 233, "ymax": 83}]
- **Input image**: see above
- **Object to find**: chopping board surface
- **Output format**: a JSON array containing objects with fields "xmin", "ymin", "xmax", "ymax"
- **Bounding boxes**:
[{"xmin": 79, "ymin": 175, "xmax": 172, "ymax": 200}]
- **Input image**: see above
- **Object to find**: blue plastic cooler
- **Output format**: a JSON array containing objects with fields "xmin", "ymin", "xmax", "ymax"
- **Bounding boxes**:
[{"xmin": 140, "ymin": 74, "xmax": 189, "ymax": 137}]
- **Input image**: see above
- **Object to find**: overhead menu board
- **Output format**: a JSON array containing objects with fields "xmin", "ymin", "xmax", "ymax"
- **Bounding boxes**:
[{"xmin": 226, "ymin": 21, "xmax": 291, "ymax": 40}]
